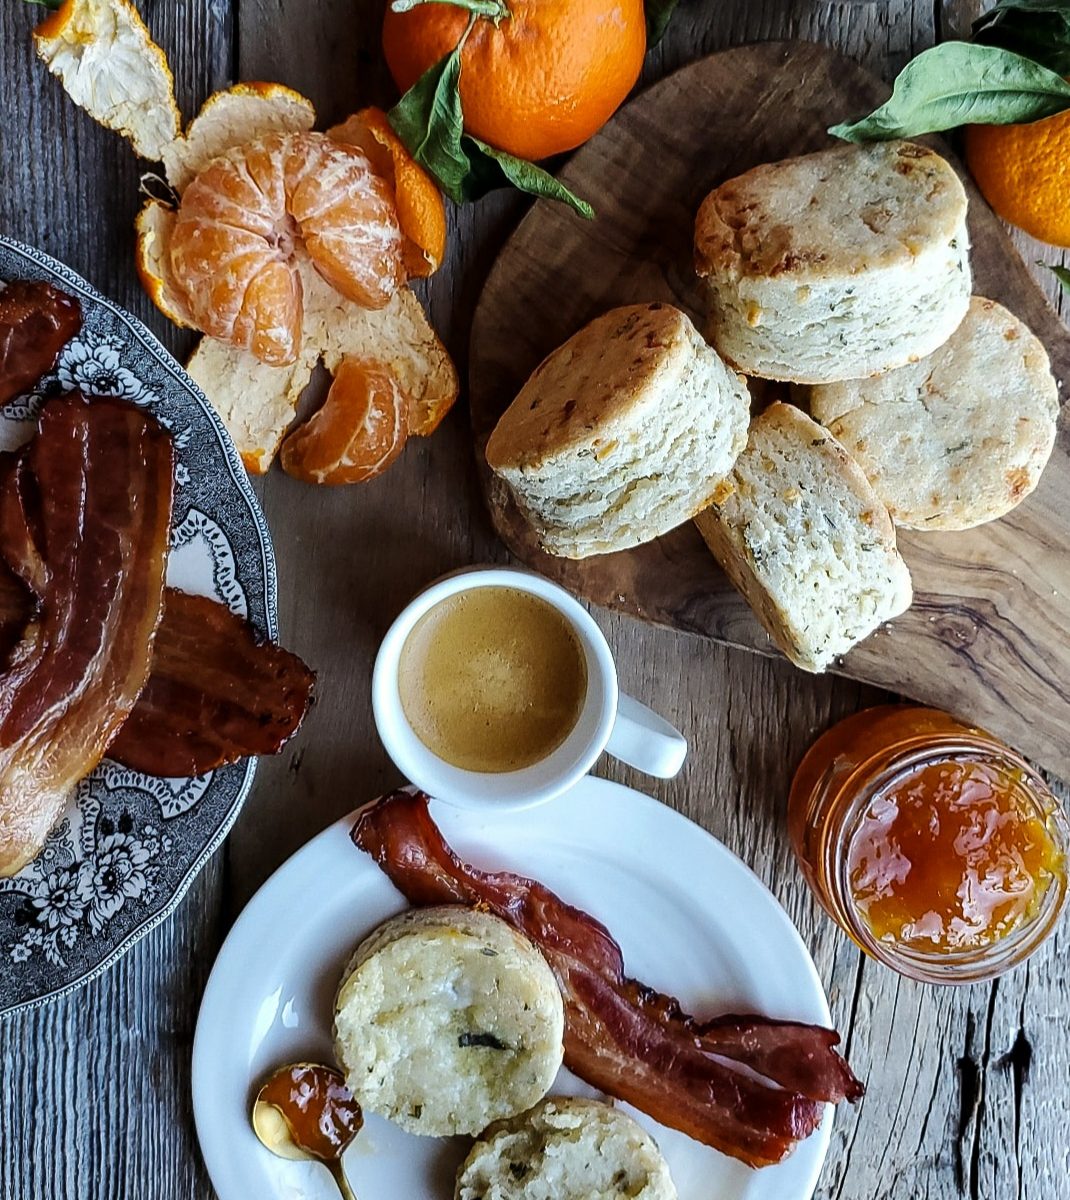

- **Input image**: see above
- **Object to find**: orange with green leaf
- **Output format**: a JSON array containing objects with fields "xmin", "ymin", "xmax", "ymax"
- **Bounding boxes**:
[
  {"xmin": 383, "ymin": 0, "xmax": 647, "ymax": 162},
  {"xmin": 380, "ymin": 0, "xmax": 680, "ymax": 217},
  {"xmin": 829, "ymin": 1, "xmax": 1070, "ymax": 257}
]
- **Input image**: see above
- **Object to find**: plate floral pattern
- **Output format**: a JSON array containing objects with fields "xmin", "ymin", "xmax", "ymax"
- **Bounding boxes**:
[{"xmin": 0, "ymin": 235, "xmax": 277, "ymax": 1017}]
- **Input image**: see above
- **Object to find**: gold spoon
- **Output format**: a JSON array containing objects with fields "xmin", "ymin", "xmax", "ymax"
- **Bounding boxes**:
[{"xmin": 252, "ymin": 1062, "xmax": 362, "ymax": 1200}]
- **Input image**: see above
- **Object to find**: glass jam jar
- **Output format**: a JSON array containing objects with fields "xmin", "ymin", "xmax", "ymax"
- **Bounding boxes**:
[{"xmin": 789, "ymin": 706, "xmax": 1070, "ymax": 984}]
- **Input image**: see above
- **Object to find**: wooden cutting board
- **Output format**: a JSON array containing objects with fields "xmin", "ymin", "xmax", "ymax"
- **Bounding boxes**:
[{"xmin": 469, "ymin": 40, "xmax": 1070, "ymax": 781}]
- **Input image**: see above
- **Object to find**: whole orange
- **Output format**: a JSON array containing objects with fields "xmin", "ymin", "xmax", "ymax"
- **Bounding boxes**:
[
  {"xmin": 965, "ymin": 108, "xmax": 1070, "ymax": 247},
  {"xmin": 382, "ymin": 0, "xmax": 647, "ymax": 162}
]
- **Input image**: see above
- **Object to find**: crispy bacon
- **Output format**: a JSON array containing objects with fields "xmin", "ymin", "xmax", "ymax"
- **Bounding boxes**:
[
  {"xmin": 352, "ymin": 790, "xmax": 863, "ymax": 1168},
  {"xmin": 0, "ymin": 452, "xmax": 313, "ymax": 779},
  {"xmin": 0, "ymin": 396, "xmax": 172, "ymax": 876},
  {"xmin": 0, "ymin": 280, "xmax": 82, "ymax": 404},
  {"xmin": 107, "ymin": 588, "xmax": 315, "ymax": 777}
]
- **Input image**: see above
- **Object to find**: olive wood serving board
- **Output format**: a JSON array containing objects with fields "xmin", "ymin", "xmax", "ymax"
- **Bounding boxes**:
[{"xmin": 469, "ymin": 41, "xmax": 1070, "ymax": 781}]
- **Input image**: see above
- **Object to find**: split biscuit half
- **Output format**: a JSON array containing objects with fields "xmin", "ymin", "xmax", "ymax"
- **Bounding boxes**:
[{"xmin": 694, "ymin": 402, "xmax": 913, "ymax": 672}]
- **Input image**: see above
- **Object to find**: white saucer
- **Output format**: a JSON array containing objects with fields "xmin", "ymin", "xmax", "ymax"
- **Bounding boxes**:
[{"xmin": 192, "ymin": 777, "xmax": 836, "ymax": 1200}]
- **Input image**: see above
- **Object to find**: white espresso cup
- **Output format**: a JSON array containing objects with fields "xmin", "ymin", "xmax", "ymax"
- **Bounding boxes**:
[{"xmin": 372, "ymin": 567, "xmax": 687, "ymax": 810}]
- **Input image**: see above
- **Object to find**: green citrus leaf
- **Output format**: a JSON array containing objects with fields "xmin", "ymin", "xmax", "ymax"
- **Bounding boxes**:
[
  {"xmin": 974, "ymin": 0, "xmax": 1070, "ymax": 75},
  {"xmin": 387, "ymin": 43, "xmax": 472, "ymax": 203},
  {"xmin": 1043, "ymin": 262, "xmax": 1070, "ymax": 295},
  {"xmin": 829, "ymin": 42, "xmax": 1070, "ymax": 142},
  {"xmin": 466, "ymin": 138, "xmax": 595, "ymax": 218},
  {"xmin": 645, "ymin": 0, "xmax": 680, "ymax": 46},
  {"xmin": 386, "ymin": 22, "xmax": 595, "ymax": 215}
]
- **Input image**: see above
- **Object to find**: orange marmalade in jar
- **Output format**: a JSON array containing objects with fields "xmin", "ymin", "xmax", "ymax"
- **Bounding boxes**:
[{"xmin": 789, "ymin": 706, "xmax": 1069, "ymax": 983}]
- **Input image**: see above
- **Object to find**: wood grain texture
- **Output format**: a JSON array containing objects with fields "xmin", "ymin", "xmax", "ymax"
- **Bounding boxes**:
[
  {"xmin": 0, "ymin": 2, "xmax": 1068, "ymax": 1200},
  {"xmin": 469, "ymin": 40, "xmax": 1070, "ymax": 783}
]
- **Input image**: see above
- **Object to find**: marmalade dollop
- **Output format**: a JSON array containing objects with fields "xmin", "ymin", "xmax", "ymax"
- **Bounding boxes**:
[
  {"xmin": 847, "ymin": 756, "xmax": 1063, "ymax": 953},
  {"xmin": 788, "ymin": 706, "xmax": 1070, "ymax": 981}
]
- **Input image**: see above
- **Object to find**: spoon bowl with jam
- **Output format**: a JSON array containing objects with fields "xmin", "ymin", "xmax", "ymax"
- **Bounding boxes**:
[{"xmin": 252, "ymin": 1063, "xmax": 363, "ymax": 1200}]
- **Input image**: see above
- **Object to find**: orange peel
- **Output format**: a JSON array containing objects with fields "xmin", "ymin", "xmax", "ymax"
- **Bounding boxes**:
[
  {"xmin": 32, "ymin": 0, "xmax": 459, "ymax": 479},
  {"xmin": 330, "ymin": 108, "xmax": 447, "ymax": 279},
  {"xmin": 161, "ymin": 82, "xmax": 316, "ymax": 193},
  {"xmin": 186, "ymin": 258, "xmax": 458, "ymax": 476},
  {"xmin": 33, "ymin": 0, "xmax": 180, "ymax": 162},
  {"xmin": 134, "ymin": 199, "xmax": 194, "ymax": 328}
]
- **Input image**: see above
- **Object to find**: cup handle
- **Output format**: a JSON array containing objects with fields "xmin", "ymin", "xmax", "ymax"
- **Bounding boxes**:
[{"xmin": 604, "ymin": 693, "xmax": 687, "ymax": 779}]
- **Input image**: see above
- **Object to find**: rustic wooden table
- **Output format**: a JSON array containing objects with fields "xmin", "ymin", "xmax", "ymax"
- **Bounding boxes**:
[{"xmin": 1, "ymin": 1, "xmax": 1068, "ymax": 1197}]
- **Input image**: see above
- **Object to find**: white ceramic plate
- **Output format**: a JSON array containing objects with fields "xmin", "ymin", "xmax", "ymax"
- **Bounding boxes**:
[
  {"xmin": 193, "ymin": 777, "xmax": 836, "ymax": 1200},
  {"xmin": 0, "ymin": 235, "xmax": 276, "ymax": 1017}
]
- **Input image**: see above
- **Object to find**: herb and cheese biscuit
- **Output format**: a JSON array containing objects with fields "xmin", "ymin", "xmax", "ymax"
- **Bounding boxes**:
[
  {"xmin": 485, "ymin": 302, "xmax": 750, "ymax": 559},
  {"xmin": 455, "ymin": 1097, "xmax": 677, "ymax": 1200},
  {"xmin": 808, "ymin": 296, "xmax": 1058, "ymax": 530},
  {"xmin": 694, "ymin": 141, "xmax": 971, "ymax": 383},
  {"xmin": 333, "ymin": 906, "xmax": 564, "ymax": 1137},
  {"xmin": 693, "ymin": 402, "xmax": 912, "ymax": 672}
]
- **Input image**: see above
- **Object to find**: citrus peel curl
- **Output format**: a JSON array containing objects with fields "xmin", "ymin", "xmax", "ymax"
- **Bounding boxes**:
[{"xmin": 33, "ymin": 0, "xmax": 180, "ymax": 162}]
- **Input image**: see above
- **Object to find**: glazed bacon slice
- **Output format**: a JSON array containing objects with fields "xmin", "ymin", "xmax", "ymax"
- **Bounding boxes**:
[
  {"xmin": 0, "ymin": 395, "xmax": 173, "ymax": 876},
  {"xmin": 0, "ymin": 451, "xmax": 47, "ymax": 596},
  {"xmin": 352, "ymin": 790, "xmax": 863, "ymax": 1168},
  {"xmin": 0, "ymin": 455, "xmax": 313, "ymax": 779},
  {"xmin": 0, "ymin": 280, "xmax": 82, "ymax": 404},
  {"xmin": 106, "ymin": 588, "xmax": 315, "ymax": 777}
]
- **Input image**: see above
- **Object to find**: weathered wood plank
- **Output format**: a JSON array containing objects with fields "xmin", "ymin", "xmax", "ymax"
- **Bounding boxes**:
[{"xmin": 0, "ymin": 3, "xmax": 230, "ymax": 1200}]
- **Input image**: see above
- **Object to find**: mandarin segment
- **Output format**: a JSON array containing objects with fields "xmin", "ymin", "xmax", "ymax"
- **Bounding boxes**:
[
  {"xmin": 330, "ymin": 108, "xmax": 447, "ymax": 278},
  {"xmin": 284, "ymin": 134, "xmax": 405, "ymax": 307},
  {"xmin": 170, "ymin": 134, "xmax": 303, "ymax": 366},
  {"xmin": 280, "ymin": 357, "xmax": 410, "ymax": 484}
]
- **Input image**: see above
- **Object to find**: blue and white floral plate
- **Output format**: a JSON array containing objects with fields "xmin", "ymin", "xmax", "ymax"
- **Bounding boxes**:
[{"xmin": 0, "ymin": 234, "xmax": 277, "ymax": 1018}]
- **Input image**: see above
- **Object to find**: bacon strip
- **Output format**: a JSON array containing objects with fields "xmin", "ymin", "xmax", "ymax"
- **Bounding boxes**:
[
  {"xmin": 0, "ymin": 280, "xmax": 82, "ymax": 404},
  {"xmin": 0, "ymin": 396, "xmax": 172, "ymax": 876},
  {"xmin": 0, "ymin": 453, "xmax": 313, "ymax": 778},
  {"xmin": 106, "ymin": 588, "xmax": 315, "ymax": 777},
  {"xmin": 0, "ymin": 451, "xmax": 47, "ymax": 596},
  {"xmin": 352, "ymin": 790, "xmax": 863, "ymax": 1168}
]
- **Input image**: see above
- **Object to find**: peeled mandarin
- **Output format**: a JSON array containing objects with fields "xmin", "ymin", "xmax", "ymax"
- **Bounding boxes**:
[{"xmin": 169, "ymin": 131, "xmax": 404, "ymax": 366}]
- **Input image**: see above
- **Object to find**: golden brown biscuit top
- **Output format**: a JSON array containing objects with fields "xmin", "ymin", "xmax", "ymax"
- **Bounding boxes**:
[
  {"xmin": 485, "ymin": 302, "xmax": 695, "ymax": 470},
  {"xmin": 694, "ymin": 141, "xmax": 968, "ymax": 281}
]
